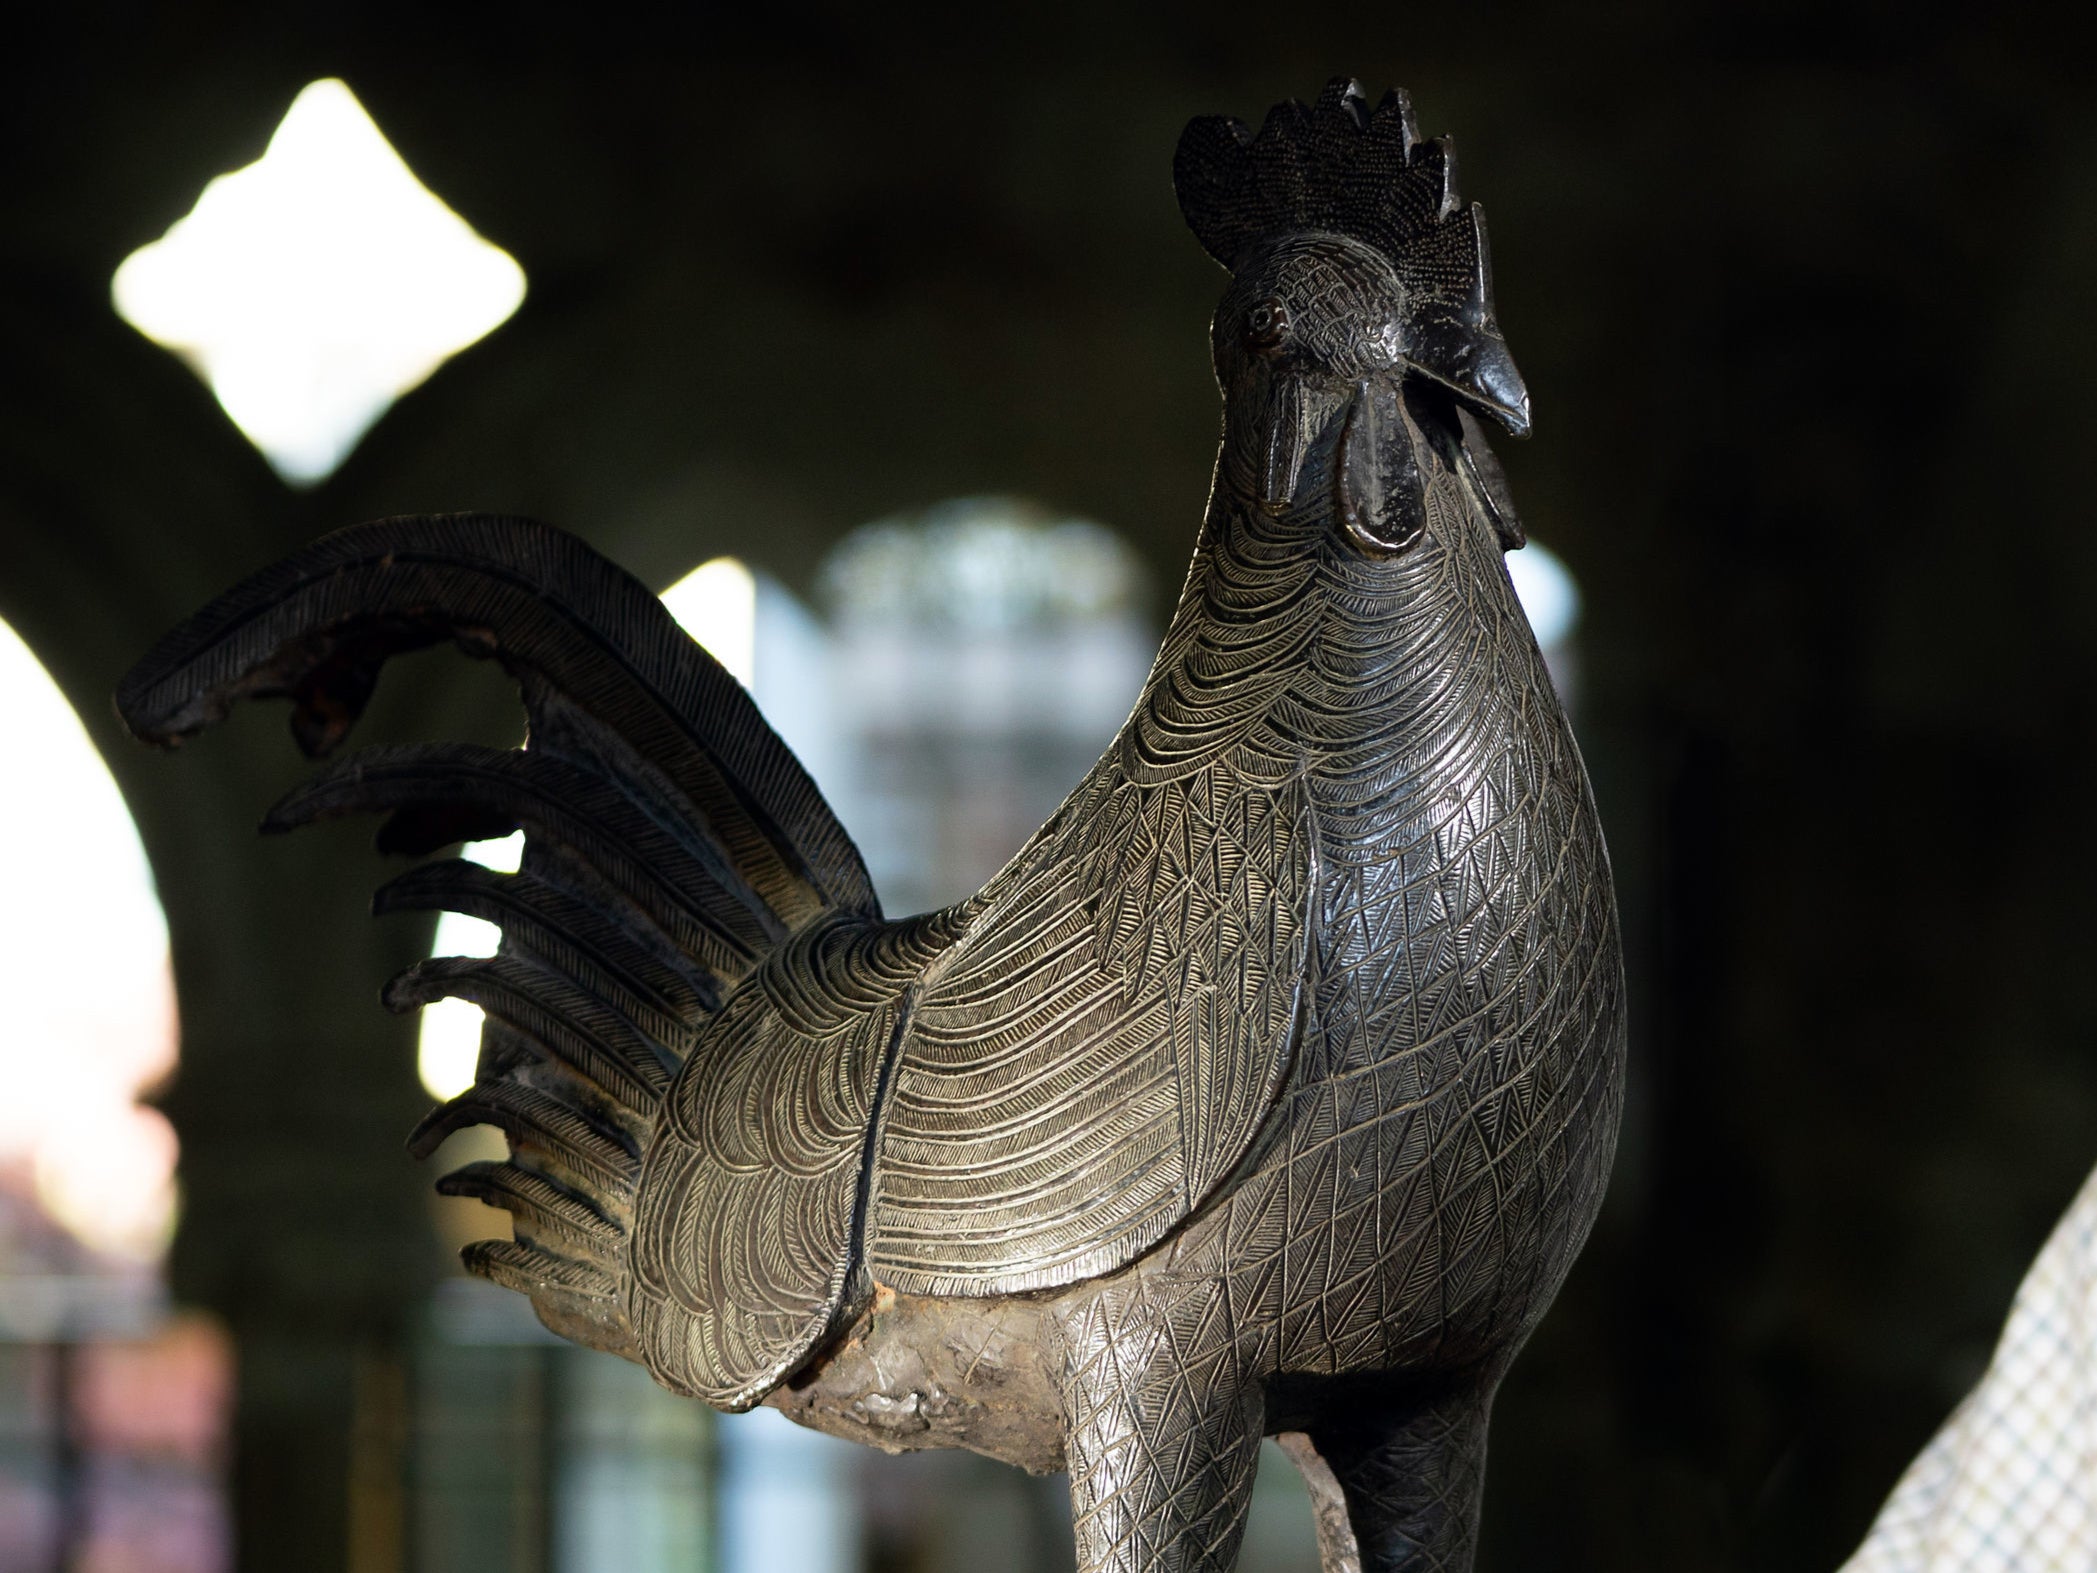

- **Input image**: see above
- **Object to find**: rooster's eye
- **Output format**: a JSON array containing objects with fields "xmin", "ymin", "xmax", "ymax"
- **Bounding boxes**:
[{"xmin": 1244, "ymin": 298, "xmax": 1290, "ymax": 352}]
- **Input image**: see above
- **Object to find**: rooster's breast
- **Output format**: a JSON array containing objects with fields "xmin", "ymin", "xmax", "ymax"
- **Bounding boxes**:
[{"xmin": 1167, "ymin": 505, "xmax": 1626, "ymax": 1379}]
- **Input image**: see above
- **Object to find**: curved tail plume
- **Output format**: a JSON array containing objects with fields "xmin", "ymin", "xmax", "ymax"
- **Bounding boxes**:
[{"xmin": 118, "ymin": 514, "xmax": 874, "ymax": 1355}]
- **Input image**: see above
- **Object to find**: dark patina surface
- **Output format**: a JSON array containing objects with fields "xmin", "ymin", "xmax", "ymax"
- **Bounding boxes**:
[{"xmin": 120, "ymin": 79, "xmax": 1624, "ymax": 1573}]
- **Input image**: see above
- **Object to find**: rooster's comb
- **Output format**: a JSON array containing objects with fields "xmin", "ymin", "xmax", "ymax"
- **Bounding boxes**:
[{"xmin": 1174, "ymin": 78, "xmax": 1529, "ymax": 435}]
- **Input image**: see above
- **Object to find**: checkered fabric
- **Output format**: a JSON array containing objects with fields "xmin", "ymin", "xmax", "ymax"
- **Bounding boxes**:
[{"xmin": 1842, "ymin": 1165, "xmax": 2097, "ymax": 1572}]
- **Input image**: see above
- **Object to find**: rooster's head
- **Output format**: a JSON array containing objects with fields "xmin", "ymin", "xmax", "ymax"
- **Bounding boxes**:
[{"xmin": 1176, "ymin": 79, "xmax": 1529, "ymax": 555}]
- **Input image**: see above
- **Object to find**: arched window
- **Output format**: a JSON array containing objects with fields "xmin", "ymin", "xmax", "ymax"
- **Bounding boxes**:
[
  {"xmin": 0, "ymin": 615, "xmax": 228, "ymax": 1572},
  {"xmin": 818, "ymin": 497, "xmax": 1153, "ymax": 917},
  {"xmin": 0, "ymin": 619, "xmax": 178, "ymax": 1259}
]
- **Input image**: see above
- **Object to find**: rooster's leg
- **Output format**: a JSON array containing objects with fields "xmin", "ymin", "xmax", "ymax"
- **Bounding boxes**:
[
  {"xmin": 1275, "ymin": 1431, "xmax": 1364, "ymax": 1573},
  {"xmin": 1053, "ymin": 1278, "xmax": 1265, "ymax": 1572},
  {"xmin": 1298, "ymin": 1368, "xmax": 1502, "ymax": 1573}
]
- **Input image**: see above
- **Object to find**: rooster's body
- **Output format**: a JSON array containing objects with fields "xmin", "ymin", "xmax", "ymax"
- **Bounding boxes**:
[{"xmin": 121, "ymin": 80, "xmax": 1624, "ymax": 1573}]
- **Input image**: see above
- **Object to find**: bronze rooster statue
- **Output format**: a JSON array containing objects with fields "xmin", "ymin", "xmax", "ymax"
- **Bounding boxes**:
[{"xmin": 119, "ymin": 79, "xmax": 1625, "ymax": 1573}]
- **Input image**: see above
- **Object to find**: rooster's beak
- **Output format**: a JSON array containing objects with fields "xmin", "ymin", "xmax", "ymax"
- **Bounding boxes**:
[{"xmin": 1404, "ymin": 308, "xmax": 1532, "ymax": 440}]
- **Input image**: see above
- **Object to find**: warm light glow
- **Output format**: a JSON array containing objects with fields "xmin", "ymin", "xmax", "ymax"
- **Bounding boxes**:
[
  {"xmin": 0, "ymin": 618, "xmax": 179, "ymax": 1260},
  {"xmin": 661, "ymin": 556, "xmax": 758, "ymax": 687},
  {"xmin": 416, "ymin": 831, "xmax": 521, "ymax": 1102},
  {"xmin": 112, "ymin": 78, "xmax": 526, "ymax": 484}
]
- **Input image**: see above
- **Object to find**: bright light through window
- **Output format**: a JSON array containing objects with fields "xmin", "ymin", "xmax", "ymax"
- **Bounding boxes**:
[
  {"xmin": 112, "ymin": 78, "xmax": 525, "ymax": 485},
  {"xmin": 1508, "ymin": 539, "xmax": 1580, "ymax": 648},
  {"xmin": 660, "ymin": 557, "xmax": 758, "ymax": 688},
  {"xmin": 416, "ymin": 831, "xmax": 521, "ymax": 1103},
  {"xmin": 0, "ymin": 619, "xmax": 179, "ymax": 1261},
  {"xmin": 416, "ymin": 560, "xmax": 758, "ymax": 1101}
]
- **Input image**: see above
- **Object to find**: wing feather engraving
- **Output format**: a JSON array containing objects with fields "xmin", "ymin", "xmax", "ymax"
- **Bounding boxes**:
[
  {"xmin": 868, "ymin": 762, "xmax": 1313, "ymax": 1296},
  {"xmin": 629, "ymin": 912, "xmax": 958, "ymax": 1409}
]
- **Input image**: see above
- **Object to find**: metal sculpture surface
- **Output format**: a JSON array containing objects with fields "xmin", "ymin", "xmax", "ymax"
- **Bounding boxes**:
[{"xmin": 119, "ymin": 79, "xmax": 1625, "ymax": 1573}]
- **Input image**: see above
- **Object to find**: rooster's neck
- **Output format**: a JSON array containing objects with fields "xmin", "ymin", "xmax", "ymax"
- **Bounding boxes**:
[{"xmin": 1114, "ymin": 468, "xmax": 1545, "ymax": 801}]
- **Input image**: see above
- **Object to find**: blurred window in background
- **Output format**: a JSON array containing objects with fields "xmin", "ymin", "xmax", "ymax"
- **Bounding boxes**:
[
  {"xmin": 111, "ymin": 78, "xmax": 524, "ymax": 486},
  {"xmin": 818, "ymin": 497, "xmax": 1155, "ymax": 919},
  {"xmin": 0, "ymin": 616, "xmax": 230, "ymax": 1571},
  {"xmin": 1506, "ymin": 538, "xmax": 1582, "ymax": 709},
  {"xmin": 413, "ymin": 1283, "xmax": 714, "ymax": 1573}
]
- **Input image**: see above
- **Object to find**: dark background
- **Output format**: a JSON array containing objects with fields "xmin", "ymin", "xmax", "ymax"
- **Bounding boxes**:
[{"xmin": 6, "ymin": 3, "xmax": 2096, "ymax": 1569}]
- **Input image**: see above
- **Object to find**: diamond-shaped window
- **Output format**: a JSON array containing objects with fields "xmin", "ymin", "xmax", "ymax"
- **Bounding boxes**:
[{"xmin": 113, "ymin": 79, "xmax": 525, "ymax": 484}]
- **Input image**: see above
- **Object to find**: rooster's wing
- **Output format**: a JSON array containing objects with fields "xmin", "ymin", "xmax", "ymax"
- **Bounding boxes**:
[{"xmin": 867, "ymin": 758, "xmax": 1314, "ymax": 1296}]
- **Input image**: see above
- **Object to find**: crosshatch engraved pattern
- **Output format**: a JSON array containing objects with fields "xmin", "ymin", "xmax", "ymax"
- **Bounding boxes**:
[
  {"xmin": 1171, "ymin": 471, "xmax": 1625, "ymax": 1383},
  {"xmin": 867, "ymin": 761, "xmax": 1312, "ymax": 1295},
  {"xmin": 118, "ymin": 76, "xmax": 1626, "ymax": 1573},
  {"xmin": 1041, "ymin": 467, "xmax": 1624, "ymax": 1571}
]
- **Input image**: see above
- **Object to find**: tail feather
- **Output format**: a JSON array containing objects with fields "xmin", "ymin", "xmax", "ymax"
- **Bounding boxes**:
[
  {"xmin": 462, "ymin": 1239, "xmax": 619, "ymax": 1301},
  {"xmin": 384, "ymin": 956, "xmax": 673, "ymax": 1109},
  {"xmin": 437, "ymin": 1161, "xmax": 620, "ymax": 1248},
  {"xmin": 117, "ymin": 514, "xmax": 874, "ymax": 922},
  {"xmin": 118, "ymin": 517, "xmax": 876, "ymax": 1361},
  {"xmin": 374, "ymin": 862, "xmax": 710, "ymax": 1037},
  {"xmin": 410, "ymin": 1080, "xmax": 639, "ymax": 1190},
  {"xmin": 268, "ymin": 743, "xmax": 775, "ymax": 980}
]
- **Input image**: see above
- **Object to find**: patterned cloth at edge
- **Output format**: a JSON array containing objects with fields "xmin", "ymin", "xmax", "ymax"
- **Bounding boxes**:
[{"xmin": 1842, "ymin": 1164, "xmax": 2097, "ymax": 1571}]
